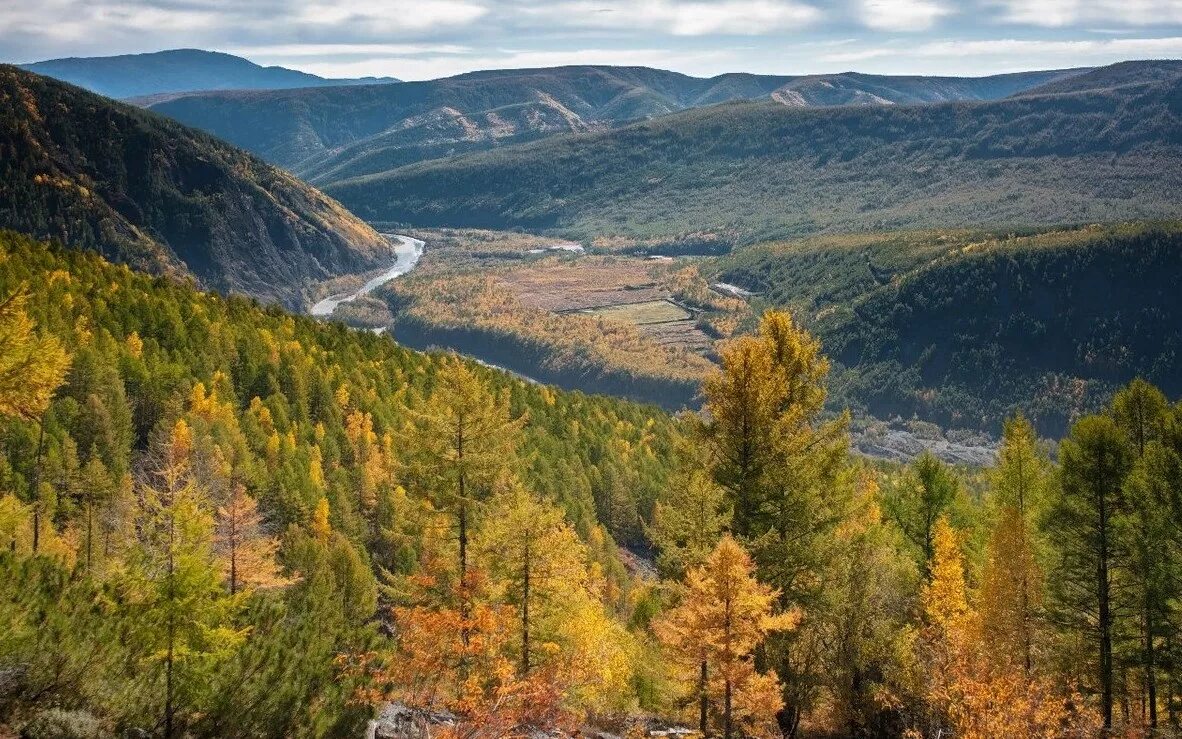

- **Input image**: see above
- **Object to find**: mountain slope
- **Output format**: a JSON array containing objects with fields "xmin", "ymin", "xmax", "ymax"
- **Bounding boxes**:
[
  {"xmin": 1012, "ymin": 59, "xmax": 1182, "ymax": 98},
  {"xmin": 0, "ymin": 66, "xmax": 389, "ymax": 308},
  {"xmin": 710, "ymin": 223, "xmax": 1182, "ymax": 435},
  {"xmin": 143, "ymin": 65, "xmax": 1083, "ymax": 181},
  {"xmin": 19, "ymin": 49, "xmax": 398, "ymax": 100},
  {"xmin": 322, "ymin": 71, "xmax": 1182, "ymax": 242}
]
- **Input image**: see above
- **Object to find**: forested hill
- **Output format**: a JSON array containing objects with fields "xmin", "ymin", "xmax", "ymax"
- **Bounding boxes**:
[
  {"xmin": 20, "ymin": 49, "xmax": 398, "ymax": 100},
  {"xmin": 1012, "ymin": 58, "xmax": 1182, "ymax": 97},
  {"xmin": 710, "ymin": 223, "xmax": 1182, "ymax": 435},
  {"xmin": 322, "ymin": 66, "xmax": 1182, "ymax": 242},
  {"xmin": 0, "ymin": 66, "xmax": 390, "ymax": 308},
  {"xmin": 0, "ymin": 229, "xmax": 677, "ymax": 735},
  {"xmin": 143, "ymin": 65, "xmax": 1080, "ymax": 182}
]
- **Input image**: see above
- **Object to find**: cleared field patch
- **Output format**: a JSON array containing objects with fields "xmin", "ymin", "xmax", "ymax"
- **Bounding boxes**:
[
  {"xmin": 580, "ymin": 299, "xmax": 692, "ymax": 325},
  {"xmin": 498, "ymin": 258, "xmax": 665, "ymax": 311}
]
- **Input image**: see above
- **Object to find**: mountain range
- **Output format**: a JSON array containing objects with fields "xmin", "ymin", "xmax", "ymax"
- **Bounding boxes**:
[
  {"xmin": 319, "ymin": 61, "xmax": 1182, "ymax": 243},
  {"xmin": 141, "ymin": 64, "xmax": 1086, "ymax": 183},
  {"xmin": 0, "ymin": 65, "xmax": 389, "ymax": 308},
  {"xmin": 19, "ymin": 49, "xmax": 398, "ymax": 100}
]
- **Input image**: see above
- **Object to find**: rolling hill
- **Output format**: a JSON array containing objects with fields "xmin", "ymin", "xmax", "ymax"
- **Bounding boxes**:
[
  {"xmin": 143, "ymin": 65, "xmax": 1083, "ymax": 182},
  {"xmin": 0, "ymin": 66, "xmax": 390, "ymax": 308},
  {"xmin": 709, "ymin": 223, "xmax": 1182, "ymax": 435},
  {"xmin": 321, "ymin": 64, "xmax": 1182, "ymax": 243},
  {"xmin": 19, "ymin": 48, "xmax": 397, "ymax": 100}
]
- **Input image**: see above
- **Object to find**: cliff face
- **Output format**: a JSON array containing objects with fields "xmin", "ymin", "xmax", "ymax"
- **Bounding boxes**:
[{"xmin": 0, "ymin": 66, "xmax": 389, "ymax": 309}]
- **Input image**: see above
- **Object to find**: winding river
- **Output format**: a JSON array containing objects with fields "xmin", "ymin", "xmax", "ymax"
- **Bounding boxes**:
[{"xmin": 310, "ymin": 234, "xmax": 424, "ymax": 317}]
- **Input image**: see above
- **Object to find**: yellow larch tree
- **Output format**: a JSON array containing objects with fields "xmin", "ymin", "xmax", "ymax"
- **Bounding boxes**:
[
  {"xmin": 215, "ymin": 482, "xmax": 284, "ymax": 595},
  {"xmin": 656, "ymin": 535, "xmax": 797, "ymax": 739},
  {"xmin": 0, "ymin": 287, "xmax": 70, "ymax": 422}
]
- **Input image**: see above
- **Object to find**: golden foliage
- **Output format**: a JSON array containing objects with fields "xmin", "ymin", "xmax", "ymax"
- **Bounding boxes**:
[{"xmin": 0, "ymin": 287, "xmax": 70, "ymax": 421}]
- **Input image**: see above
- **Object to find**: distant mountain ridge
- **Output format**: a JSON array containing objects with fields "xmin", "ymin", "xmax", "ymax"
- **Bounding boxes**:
[
  {"xmin": 142, "ymin": 64, "xmax": 1087, "ymax": 183},
  {"xmin": 19, "ymin": 49, "xmax": 398, "ymax": 100},
  {"xmin": 320, "ymin": 61, "xmax": 1182, "ymax": 242},
  {"xmin": 0, "ymin": 66, "xmax": 390, "ymax": 308}
]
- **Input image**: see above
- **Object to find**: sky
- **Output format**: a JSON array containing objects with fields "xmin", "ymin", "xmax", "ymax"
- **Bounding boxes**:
[{"xmin": 3, "ymin": 0, "xmax": 1182, "ymax": 80}]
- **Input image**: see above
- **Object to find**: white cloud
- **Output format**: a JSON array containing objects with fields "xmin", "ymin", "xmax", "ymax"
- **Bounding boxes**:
[
  {"xmin": 517, "ymin": 0, "xmax": 822, "ymax": 36},
  {"xmin": 914, "ymin": 35, "xmax": 1182, "ymax": 56},
  {"xmin": 290, "ymin": 47, "xmax": 740, "ymax": 80},
  {"xmin": 293, "ymin": 0, "xmax": 487, "ymax": 31},
  {"xmin": 818, "ymin": 35, "xmax": 1182, "ymax": 73},
  {"xmin": 992, "ymin": 0, "xmax": 1182, "ymax": 27},
  {"xmin": 227, "ymin": 43, "xmax": 474, "ymax": 58},
  {"xmin": 859, "ymin": 0, "xmax": 950, "ymax": 31}
]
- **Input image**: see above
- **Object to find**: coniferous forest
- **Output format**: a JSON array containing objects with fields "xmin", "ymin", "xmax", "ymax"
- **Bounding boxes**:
[
  {"xmin": 4, "ymin": 227, "xmax": 1182, "ymax": 738},
  {"xmin": 3, "ymin": 25, "xmax": 1182, "ymax": 739}
]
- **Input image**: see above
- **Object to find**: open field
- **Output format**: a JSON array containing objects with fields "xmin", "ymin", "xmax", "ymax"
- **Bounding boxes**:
[
  {"xmin": 580, "ymin": 299, "xmax": 693, "ymax": 324},
  {"xmin": 498, "ymin": 258, "xmax": 666, "ymax": 311}
]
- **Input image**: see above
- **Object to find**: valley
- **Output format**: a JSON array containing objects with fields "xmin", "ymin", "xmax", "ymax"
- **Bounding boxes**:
[{"xmin": 4, "ymin": 41, "xmax": 1182, "ymax": 739}]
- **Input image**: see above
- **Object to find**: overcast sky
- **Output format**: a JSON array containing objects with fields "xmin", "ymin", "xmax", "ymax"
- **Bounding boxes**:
[{"xmin": 3, "ymin": 0, "xmax": 1182, "ymax": 80}]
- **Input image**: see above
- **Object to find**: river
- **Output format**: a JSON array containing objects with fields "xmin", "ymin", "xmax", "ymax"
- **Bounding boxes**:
[{"xmin": 310, "ymin": 234, "xmax": 424, "ymax": 317}]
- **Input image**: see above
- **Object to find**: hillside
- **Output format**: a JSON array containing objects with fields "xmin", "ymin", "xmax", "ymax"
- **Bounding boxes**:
[
  {"xmin": 143, "ymin": 65, "xmax": 1081, "ymax": 181},
  {"xmin": 0, "ymin": 66, "xmax": 390, "ymax": 308},
  {"xmin": 19, "ymin": 49, "xmax": 397, "ymax": 100},
  {"xmin": 1012, "ymin": 59, "xmax": 1182, "ymax": 97},
  {"xmin": 322, "ymin": 69, "xmax": 1182, "ymax": 242},
  {"xmin": 711, "ymin": 223, "xmax": 1182, "ymax": 434},
  {"xmin": 0, "ymin": 230, "xmax": 675, "ymax": 735}
]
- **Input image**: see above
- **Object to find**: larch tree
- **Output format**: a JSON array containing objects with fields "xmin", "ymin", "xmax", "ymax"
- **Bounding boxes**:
[
  {"xmin": 887, "ymin": 451, "xmax": 960, "ymax": 573},
  {"xmin": 698, "ymin": 310, "xmax": 848, "ymax": 735},
  {"xmin": 215, "ymin": 482, "xmax": 283, "ymax": 595},
  {"xmin": 656, "ymin": 535, "xmax": 796, "ymax": 739},
  {"xmin": 0, "ymin": 287, "xmax": 70, "ymax": 422},
  {"xmin": 77, "ymin": 453, "xmax": 115, "ymax": 573},
  {"xmin": 1111, "ymin": 379, "xmax": 1171, "ymax": 728},
  {"xmin": 0, "ymin": 287, "xmax": 70, "ymax": 556},
  {"xmin": 699, "ymin": 334, "xmax": 779, "ymax": 536},
  {"xmin": 819, "ymin": 472, "xmax": 919, "ymax": 736},
  {"xmin": 477, "ymin": 478, "xmax": 590, "ymax": 675},
  {"xmin": 409, "ymin": 356, "xmax": 525, "ymax": 599},
  {"xmin": 980, "ymin": 415, "xmax": 1050, "ymax": 676},
  {"xmin": 1046, "ymin": 414, "xmax": 1133, "ymax": 732},
  {"xmin": 649, "ymin": 448, "xmax": 731, "ymax": 579},
  {"xmin": 125, "ymin": 420, "xmax": 243, "ymax": 738}
]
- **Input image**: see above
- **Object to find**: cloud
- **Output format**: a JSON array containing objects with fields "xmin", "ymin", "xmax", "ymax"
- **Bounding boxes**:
[
  {"xmin": 818, "ymin": 34, "xmax": 1182, "ymax": 72},
  {"xmin": 859, "ymin": 0, "xmax": 950, "ymax": 31},
  {"xmin": 3, "ymin": 0, "xmax": 1182, "ymax": 79},
  {"xmin": 992, "ymin": 0, "xmax": 1182, "ymax": 27},
  {"xmin": 517, "ymin": 0, "xmax": 822, "ymax": 36},
  {"xmin": 292, "ymin": 0, "xmax": 487, "ymax": 31},
  {"xmin": 287, "ymin": 46, "xmax": 741, "ymax": 80}
]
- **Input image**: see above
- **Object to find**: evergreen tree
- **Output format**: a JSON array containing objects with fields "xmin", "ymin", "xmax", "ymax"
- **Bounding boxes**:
[
  {"xmin": 1046, "ymin": 415, "xmax": 1133, "ymax": 731},
  {"xmin": 887, "ymin": 451, "xmax": 960, "ymax": 572}
]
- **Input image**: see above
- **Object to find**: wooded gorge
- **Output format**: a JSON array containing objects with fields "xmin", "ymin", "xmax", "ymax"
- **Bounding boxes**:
[{"xmin": 5, "ymin": 230, "xmax": 1182, "ymax": 738}]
